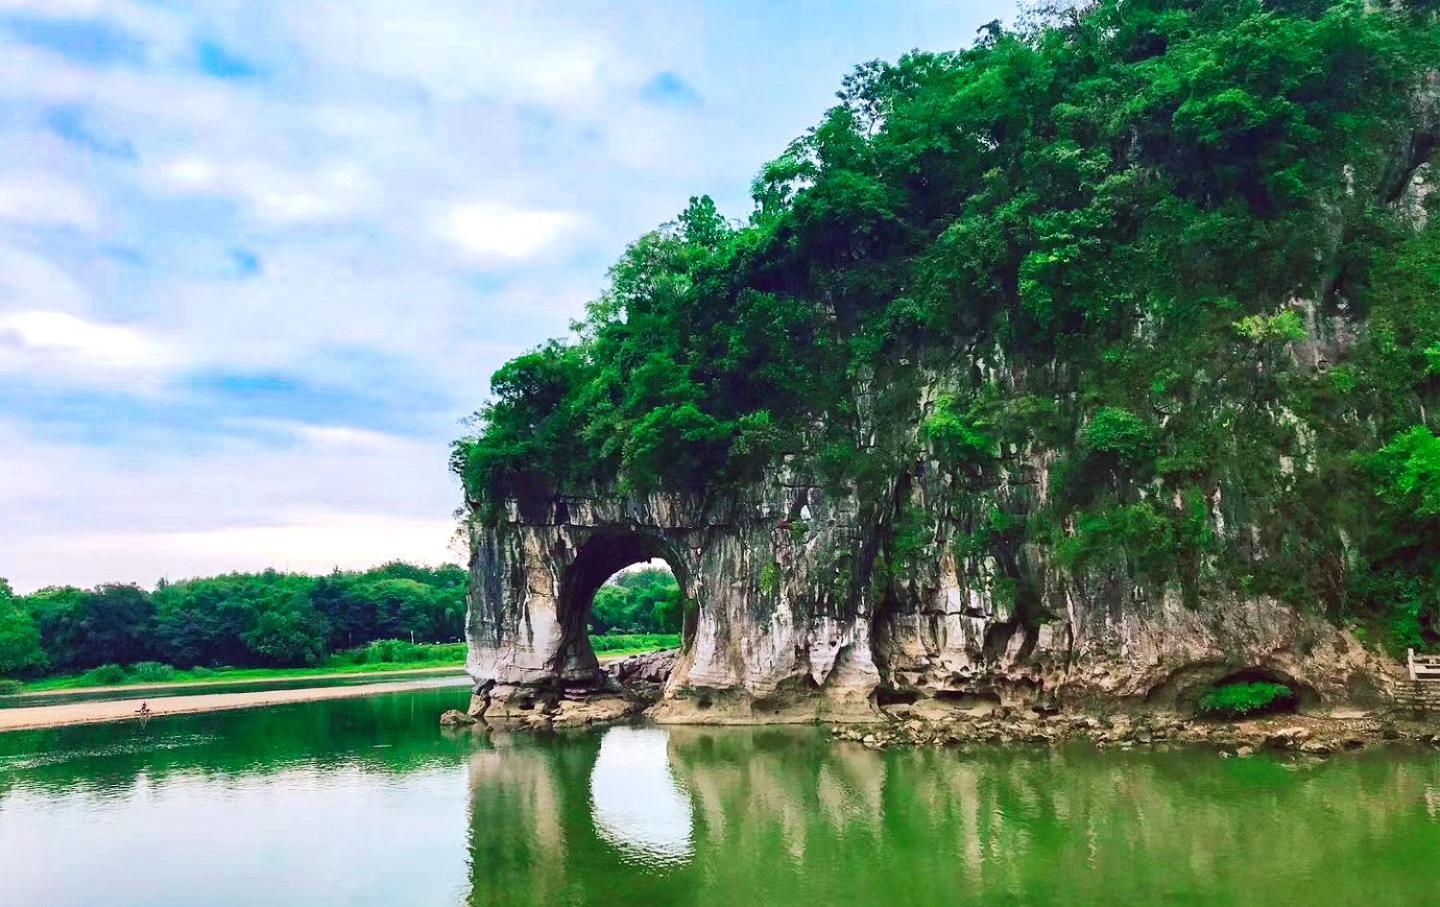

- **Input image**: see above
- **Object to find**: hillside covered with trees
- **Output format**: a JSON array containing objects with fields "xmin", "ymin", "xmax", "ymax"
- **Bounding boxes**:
[
  {"xmin": 590, "ymin": 567, "xmax": 684, "ymax": 635},
  {"xmin": 454, "ymin": 0, "xmax": 1440, "ymax": 653},
  {"xmin": 0, "ymin": 563, "xmax": 681, "ymax": 683},
  {"xmin": 0, "ymin": 563, "xmax": 468, "ymax": 679}
]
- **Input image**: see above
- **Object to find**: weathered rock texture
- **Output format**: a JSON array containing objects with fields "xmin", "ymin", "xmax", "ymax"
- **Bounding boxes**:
[
  {"xmin": 463, "ymin": 458, "xmax": 1400, "ymax": 725},
  {"xmin": 606, "ymin": 648, "xmax": 680, "ymax": 702},
  {"xmin": 465, "ymin": 488, "xmax": 880, "ymax": 724}
]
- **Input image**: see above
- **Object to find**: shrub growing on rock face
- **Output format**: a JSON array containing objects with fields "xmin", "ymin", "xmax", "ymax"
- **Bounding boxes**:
[
  {"xmin": 1083, "ymin": 407, "xmax": 1156, "ymax": 466},
  {"xmin": 1197, "ymin": 681, "xmax": 1296, "ymax": 718}
]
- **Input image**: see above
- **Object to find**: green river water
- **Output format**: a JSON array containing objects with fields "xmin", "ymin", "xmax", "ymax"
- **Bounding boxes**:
[{"xmin": 1, "ymin": 686, "xmax": 1438, "ymax": 906}]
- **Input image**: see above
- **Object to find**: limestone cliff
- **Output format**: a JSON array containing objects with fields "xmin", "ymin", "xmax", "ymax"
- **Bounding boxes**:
[
  {"xmin": 458, "ymin": 4, "xmax": 1440, "ymax": 724},
  {"xmin": 463, "ymin": 416, "xmax": 1397, "ymax": 724}
]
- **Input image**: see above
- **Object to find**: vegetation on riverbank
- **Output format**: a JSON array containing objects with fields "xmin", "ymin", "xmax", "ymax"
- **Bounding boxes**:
[
  {"xmin": 590, "ymin": 568, "xmax": 684, "ymax": 635},
  {"xmin": 0, "ymin": 564, "xmax": 467, "ymax": 680},
  {"xmin": 590, "ymin": 633, "xmax": 682, "ymax": 656},
  {"xmin": 8, "ymin": 634, "xmax": 678, "ymax": 694},
  {"xmin": 0, "ymin": 563, "xmax": 681, "ymax": 684},
  {"xmin": 17, "ymin": 642, "xmax": 467, "ymax": 693}
]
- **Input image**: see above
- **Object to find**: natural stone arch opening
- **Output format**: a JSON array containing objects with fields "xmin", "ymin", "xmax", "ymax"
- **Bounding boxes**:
[
  {"xmin": 1147, "ymin": 663, "xmax": 1320, "ymax": 715},
  {"xmin": 554, "ymin": 530, "xmax": 692, "ymax": 679}
]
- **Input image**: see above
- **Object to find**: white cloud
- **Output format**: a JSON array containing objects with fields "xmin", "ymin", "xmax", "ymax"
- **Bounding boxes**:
[
  {"xmin": 251, "ymin": 420, "xmax": 418, "ymax": 452},
  {"xmin": 0, "ymin": 173, "xmax": 101, "ymax": 231},
  {"xmin": 155, "ymin": 157, "xmax": 378, "ymax": 225},
  {"xmin": 0, "ymin": 418, "xmax": 463, "ymax": 592},
  {"xmin": 442, "ymin": 201, "xmax": 580, "ymax": 261},
  {"xmin": 283, "ymin": 2, "xmax": 626, "ymax": 108},
  {"xmin": 0, "ymin": 0, "xmax": 113, "ymax": 15},
  {"xmin": 0, "ymin": 0, "xmax": 1018, "ymax": 589},
  {"xmin": 0, "ymin": 310, "xmax": 173, "ymax": 369},
  {"xmin": 43, "ymin": 515, "xmax": 462, "ymax": 587},
  {"xmin": 0, "ymin": 242, "xmax": 92, "ymax": 311},
  {"xmin": 6, "ymin": 515, "xmax": 462, "ymax": 592}
]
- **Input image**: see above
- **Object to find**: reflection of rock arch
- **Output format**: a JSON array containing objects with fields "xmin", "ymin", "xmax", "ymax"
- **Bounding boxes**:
[
  {"xmin": 589, "ymin": 727, "xmax": 694, "ymax": 865},
  {"xmin": 466, "ymin": 735, "xmax": 582, "ymax": 907},
  {"xmin": 465, "ymin": 726, "xmax": 701, "ymax": 906},
  {"xmin": 465, "ymin": 727, "xmax": 1440, "ymax": 903}
]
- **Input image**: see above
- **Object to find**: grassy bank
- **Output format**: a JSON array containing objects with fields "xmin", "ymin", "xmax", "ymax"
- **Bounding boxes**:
[
  {"xmin": 10, "ymin": 635, "xmax": 679, "ymax": 694},
  {"xmin": 590, "ymin": 633, "xmax": 681, "ymax": 658}
]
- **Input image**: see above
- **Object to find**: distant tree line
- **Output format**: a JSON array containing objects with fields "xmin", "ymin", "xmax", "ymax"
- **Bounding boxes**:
[
  {"xmin": 0, "ymin": 563, "xmax": 468, "ymax": 678},
  {"xmin": 0, "ymin": 563, "xmax": 686, "ymax": 680},
  {"xmin": 588, "ymin": 567, "xmax": 684, "ymax": 635}
]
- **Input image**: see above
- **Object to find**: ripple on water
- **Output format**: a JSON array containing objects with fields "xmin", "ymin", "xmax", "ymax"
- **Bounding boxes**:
[{"xmin": 0, "ymin": 733, "xmax": 222, "ymax": 773}]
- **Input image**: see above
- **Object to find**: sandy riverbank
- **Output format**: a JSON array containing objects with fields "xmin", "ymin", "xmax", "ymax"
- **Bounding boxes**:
[
  {"xmin": 0, "ymin": 675, "xmax": 473, "ymax": 732},
  {"xmin": 0, "ymin": 652, "xmax": 644, "ymax": 732},
  {"xmin": 10, "ymin": 664, "xmax": 467, "ymax": 699}
]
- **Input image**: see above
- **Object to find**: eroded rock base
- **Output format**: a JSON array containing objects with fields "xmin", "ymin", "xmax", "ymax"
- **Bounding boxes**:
[
  {"xmin": 459, "ymin": 650, "xmax": 684, "ymax": 730},
  {"xmin": 466, "ymin": 683, "xmax": 643, "ymax": 729},
  {"xmin": 831, "ymin": 707, "xmax": 1440, "ymax": 756}
]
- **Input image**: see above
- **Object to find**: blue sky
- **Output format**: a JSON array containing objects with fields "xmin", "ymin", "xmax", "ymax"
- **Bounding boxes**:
[{"xmin": 0, "ymin": 0, "xmax": 1014, "ymax": 592}]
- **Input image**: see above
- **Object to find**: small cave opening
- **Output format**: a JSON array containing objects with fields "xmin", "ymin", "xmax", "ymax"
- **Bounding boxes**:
[
  {"xmin": 875, "ymin": 688, "xmax": 920, "ymax": 706},
  {"xmin": 933, "ymin": 689, "xmax": 1003, "ymax": 709}
]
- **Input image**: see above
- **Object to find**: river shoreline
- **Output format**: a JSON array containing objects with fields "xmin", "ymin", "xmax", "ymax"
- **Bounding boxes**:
[
  {"xmin": 0, "ymin": 674, "xmax": 474, "ymax": 732},
  {"xmin": 7, "ymin": 663, "xmax": 467, "ymax": 699},
  {"xmin": 828, "ymin": 707, "xmax": 1440, "ymax": 756},
  {"xmin": 0, "ymin": 652, "xmax": 661, "ymax": 733}
]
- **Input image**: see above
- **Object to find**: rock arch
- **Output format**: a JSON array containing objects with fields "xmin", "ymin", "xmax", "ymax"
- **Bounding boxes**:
[
  {"xmin": 464, "ymin": 485, "xmax": 882, "ymax": 723},
  {"xmin": 557, "ymin": 529, "xmax": 689, "ymax": 660}
]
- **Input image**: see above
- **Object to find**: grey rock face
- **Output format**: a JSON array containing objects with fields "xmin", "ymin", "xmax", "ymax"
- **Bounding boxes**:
[
  {"xmin": 608, "ymin": 648, "xmax": 679, "ymax": 685},
  {"xmin": 462, "ymin": 458, "xmax": 1398, "ymax": 724},
  {"xmin": 464, "ymin": 484, "xmax": 881, "ymax": 724}
]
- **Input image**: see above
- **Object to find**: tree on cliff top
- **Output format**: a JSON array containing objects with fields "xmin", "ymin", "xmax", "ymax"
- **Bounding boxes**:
[{"xmin": 455, "ymin": 0, "xmax": 1438, "ymax": 501}]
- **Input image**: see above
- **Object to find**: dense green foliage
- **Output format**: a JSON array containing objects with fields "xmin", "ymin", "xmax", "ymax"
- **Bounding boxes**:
[
  {"xmin": 333, "ymin": 639, "xmax": 469, "ymax": 666},
  {"xmin": 1197, "ymin": 680, "xmax": 1297, "ymax": 717},
  {"xmin": 0, "ymin": 579, "xmax": 46, "ymax": 677},
  {"xmin": 0, "ymin": 563, "xmax": 468, "ymax": 679},
  {"xmin": 9, "ymin": 640, "xmax": 471, "ymax": 693},
  {"xmin": 588, "ymin": 567, "xmax": 684, "ymax": 635},
  {"xmin": 454, "ymin": 0, "xmax": 1440, "ymax": 651}
]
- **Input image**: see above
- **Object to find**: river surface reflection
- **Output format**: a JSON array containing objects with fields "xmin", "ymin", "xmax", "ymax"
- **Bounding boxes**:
[
  {"xmin": 589, "ymin": 727, "xmax": 694, "ymax": 865},
  {"xmin": 2, "ymin": 687, "xmax": 1439, "ymax": 906}
]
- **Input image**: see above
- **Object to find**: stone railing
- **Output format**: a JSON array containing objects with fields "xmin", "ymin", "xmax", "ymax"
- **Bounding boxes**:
[{"xmin": 1407, "ymin": 649, "xmax": 1440, "ymax": 682}]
